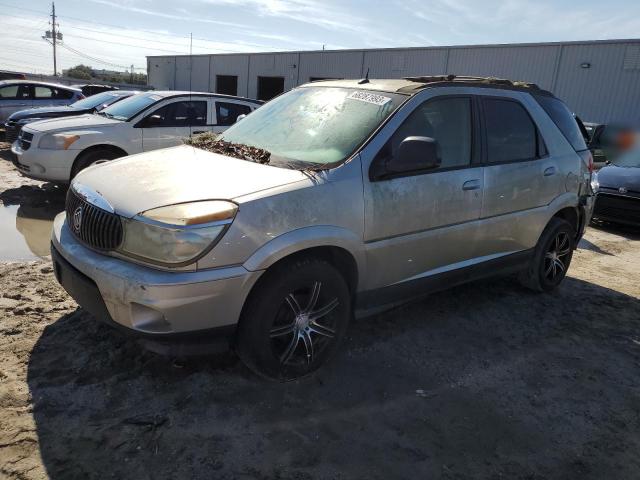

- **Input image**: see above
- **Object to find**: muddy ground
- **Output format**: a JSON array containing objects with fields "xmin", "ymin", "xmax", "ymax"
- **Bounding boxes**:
[{"xmin": 1, "ymin": 139, "xmax": 639, "ymax": 480}]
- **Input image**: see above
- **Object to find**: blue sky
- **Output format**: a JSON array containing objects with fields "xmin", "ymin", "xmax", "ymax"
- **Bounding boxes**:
[{"xmin": 2, "ymin": 0, "xmax": 640, "ymax": 75}]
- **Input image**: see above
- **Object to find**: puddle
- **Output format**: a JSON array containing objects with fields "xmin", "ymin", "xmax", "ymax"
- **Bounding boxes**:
[{"xmin": 0, "ymin": 183, "xmax": 66, "ymax": 261}]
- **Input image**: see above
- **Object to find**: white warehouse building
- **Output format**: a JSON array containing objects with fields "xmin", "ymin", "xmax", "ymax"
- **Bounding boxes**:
[{"xmin": 147, "ymin": 38, "xmax": 640, "ymax": 124}]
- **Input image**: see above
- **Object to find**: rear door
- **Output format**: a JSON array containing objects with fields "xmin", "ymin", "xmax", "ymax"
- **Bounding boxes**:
[
  {"xmin": 477, "ymin": 95, "xmax": 558, "ymax": 257},
  {"xmin": 211, "ymin": 100, "xmax": 253, "ymax": 134},
  {"xmin": 0, "ymin": 83, "xmax": 32, "ymax": 122},
  {"xmin": 139, "ymin": 99, "xmax": 208, "ymax": 151},
  {"xmin": 32, "ymin": 85, "xmax": 74, "ymax": 108},
  {"xmin": 363, "ymin": 94, "xmax": 484, "ymax": 290}
]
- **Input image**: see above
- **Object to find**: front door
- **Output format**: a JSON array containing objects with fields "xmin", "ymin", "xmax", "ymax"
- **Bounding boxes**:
[
  {"xmin": 0, "ymin": 83, "xmax": 32, "ymax": 122},
  {"xmin": 363, "ymin": 95, "xmax": 484, "ymax": 290},
  {"xmin": 140, "ymin": 99, "xmax": 208, "ymax": 151}
]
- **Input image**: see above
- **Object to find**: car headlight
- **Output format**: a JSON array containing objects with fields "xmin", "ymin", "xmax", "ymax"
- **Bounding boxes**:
[
  {"xmin": 119, "ymin": 200, "xmax": 238, "ymax": 265},
  {"xmin": 590, "ymin": 172, "xmax": 599, "ymax": 193},
  {"xmin": 38, "ymin": 133, "xmax": 80, "ymax": 150}
]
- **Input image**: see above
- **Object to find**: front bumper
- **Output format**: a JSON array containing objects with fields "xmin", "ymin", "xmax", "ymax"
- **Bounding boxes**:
[
  {"xmin": 12, "ymin": 140, "xmax": 77, "ymax": 182},
  {"xmin": 4, "ymin": 122, "xmax": 20, "ymax": 144},
  {"xmin": 592, "ymin": 192, "xmax": 640, "ymax": 226},
  {"xmin": 51, "ymin": 213, "xmax": 263, "ymax": 351}
]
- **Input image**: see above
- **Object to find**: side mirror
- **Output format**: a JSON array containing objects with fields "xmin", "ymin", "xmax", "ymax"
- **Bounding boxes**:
[
  {"xmin": 386, "ymin": 136, "xmax": 440, "ymax": 174},
  {"xmin": 235, "ymin": 114, "xmax": 247, "ymax": 123},
  {"xmin": 141, "ymin": 114, "xmax": 163, "ymax": 128}
]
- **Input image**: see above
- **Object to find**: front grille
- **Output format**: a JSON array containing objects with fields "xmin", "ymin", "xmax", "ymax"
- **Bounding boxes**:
[
  {"xmin": 593, "ymin": 193, "xmax": 640, "ymax": 224},
  {"xmin": 18, "ymin": 131, "xmax": 33, "ymax": 151},
  {"xmin": 66, "ymin": 189, "xmax": 123, "ymax": 250}
]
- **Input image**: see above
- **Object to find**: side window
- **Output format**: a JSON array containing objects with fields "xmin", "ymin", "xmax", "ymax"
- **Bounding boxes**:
[
  {"xmin": 0, "ymin": 84, "xmax": 29, "ymax": 99},
  {"xmin": 144, "ymin": 101, "xmax": 207, "ymax": 127},
  {"xmin": 216, "ymin": 102, "xmax": 252, "ymax": 126},
  {"xmin": 34, "ymin": 86, "xmax": 55, "ymax": 99},
  {"xmin": 383, "ymin": 97, "xmax": 472, "ymax": 170},
  {"xmin": 483, "ymin": 98, "xmax": 537, "ymax": 163}
]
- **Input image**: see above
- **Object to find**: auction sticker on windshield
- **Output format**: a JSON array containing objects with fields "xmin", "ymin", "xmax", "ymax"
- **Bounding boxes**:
[{"xmin": 348, "ymin": 91, "xmax": 392, "ymax": 106}]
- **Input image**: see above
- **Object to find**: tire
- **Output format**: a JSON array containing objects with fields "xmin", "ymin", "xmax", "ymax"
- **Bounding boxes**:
[
  {"xmin": 71, "ymin": 148, "xmax": 121, "ymax": 180},
  {"xmin": 236, "ymin": 257, "xmax": 351, "ymax": 381},
  {"xmin": 519, "ymin": 217, "xmax": 575, "ymax": 292}
]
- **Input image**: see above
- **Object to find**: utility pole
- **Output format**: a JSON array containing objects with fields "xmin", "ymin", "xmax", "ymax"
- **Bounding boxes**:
[
  {"xmin": 51, "ymin": 2, "xmax": 57, "ymax": 76},
  {"xmin": 130, "ymin": 64, "xmax": 134, "ymax": 84},
  {"xmin": 43, "ymin": 2, "xmax": 62, "ymax": 76}
]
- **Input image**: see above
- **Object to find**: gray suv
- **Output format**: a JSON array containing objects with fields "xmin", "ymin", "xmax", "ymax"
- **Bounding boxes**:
[{"xmin": 51, "ymin": 76, "xmax": 594, "ymax": 380}]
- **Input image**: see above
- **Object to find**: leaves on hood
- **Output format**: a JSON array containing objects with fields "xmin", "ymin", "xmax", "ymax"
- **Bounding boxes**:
[{"xmin": 185, "ymin": 133, "xmax": 271, "ymax": 164}]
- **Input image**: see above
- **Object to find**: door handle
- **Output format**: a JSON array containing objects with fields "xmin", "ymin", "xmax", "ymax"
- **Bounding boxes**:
[
  {"xmin": 544, "ymin": 166, "xmax": 557, "ymax": 176},
  {"xmin": 462, "ymin": 179, "xmax": 481, "ymax": 191}
]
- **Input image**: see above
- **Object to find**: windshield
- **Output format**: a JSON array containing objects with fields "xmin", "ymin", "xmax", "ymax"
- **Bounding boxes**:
[
  {"xmin": 219, "ymin": 86, "xmax": 405, "ymax": 166},
  {"xmin": 71, "ymin": 91, "xmax": 121, "ymax": 110},
  {"xmin": 99, "ymin": 93, "xmax": 161, "ymax": 121}
]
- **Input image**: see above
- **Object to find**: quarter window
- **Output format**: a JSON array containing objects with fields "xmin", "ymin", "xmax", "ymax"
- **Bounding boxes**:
[
  {"xmin": 385, "ymin": 97, "xmax": 473, "ymax": 169},
  {"xmin": 483, "ymin": 99, "xmax": 537, "ymax": 163},
  {"xmin": 216, "ymin": 102, "xmax": 252, "ymax": 126},
  {"xmin": 146, "ymin": 101, "xmax": 207, "ymax": 127}
]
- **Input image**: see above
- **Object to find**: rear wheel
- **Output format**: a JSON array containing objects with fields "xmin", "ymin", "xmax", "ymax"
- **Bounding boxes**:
[
  {"xmin": 519, "ymin": 217, "xmax": 575, "ymax": 292},
  {"xmin": 71, "ymin": 148, "xmax": 121, "ymax": 180},
  {"xmin": 237, "ymin": 258, "xmax": 351, "ymax": 381}
]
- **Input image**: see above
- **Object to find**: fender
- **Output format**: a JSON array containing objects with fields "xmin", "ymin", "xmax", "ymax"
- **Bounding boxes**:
[{"xmin": 242, "ymin": 225, "xmax": 365, "ymax": 277}]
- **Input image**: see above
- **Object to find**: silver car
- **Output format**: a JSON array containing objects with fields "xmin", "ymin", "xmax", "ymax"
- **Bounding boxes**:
[
  {"xmin": 51, "ymin": 77, "xmax": 594, "ymax": 380},
  {"xmin": 0, "ymin": 80, "xmax": 84, "ymax": 123}
]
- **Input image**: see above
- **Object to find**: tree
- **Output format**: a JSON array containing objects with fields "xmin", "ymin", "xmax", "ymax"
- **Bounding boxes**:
[{"xmin": 66, "ymin": 64, "xmax": 93, "ymax": 80}]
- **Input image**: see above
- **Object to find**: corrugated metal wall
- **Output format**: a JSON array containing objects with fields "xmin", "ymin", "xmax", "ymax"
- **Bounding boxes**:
[{"xmin": 147, "ymin": 39, "xmax": 640, "ymax": 123}]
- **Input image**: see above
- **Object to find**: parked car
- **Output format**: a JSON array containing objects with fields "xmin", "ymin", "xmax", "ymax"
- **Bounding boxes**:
[
  {"xmin": 12, "ymin": 91, "xmax": 261, "ymax": 182},
  {"xmin": 72, "ymin": 84, "xmax": 119, "ymax": 97},
  {"xmin": 591, "ymin": 141, "xmax": 640, "ymax": 226},
  {"xmin": 5, "ymin": 90, "xmax": 137, "ymax": 143},
  {"xmin": 50, "ymin": 76, "xmax": 594, "ymax": 380},
  {"xmin": 0, "ymin": 80, "xmax": 83, "ymax": 123},
  {"xmin": 0, "ymin": 70, "xmax": 26, "ymax": 80}
]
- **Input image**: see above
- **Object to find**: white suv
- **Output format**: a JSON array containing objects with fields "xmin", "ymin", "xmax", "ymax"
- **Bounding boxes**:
[{"xmin": 11, "ymin": 91, "xmax": 261, "ymax": 182}]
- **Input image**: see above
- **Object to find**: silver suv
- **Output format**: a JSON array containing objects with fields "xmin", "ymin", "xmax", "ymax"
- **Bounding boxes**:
[{"xmin": 51, "ymin": 76, "xmax": 594, "ymax": 380}]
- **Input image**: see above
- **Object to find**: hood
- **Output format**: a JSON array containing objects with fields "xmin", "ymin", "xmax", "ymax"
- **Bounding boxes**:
[
  {"xmin": 9, "ymin": 106, "xmax": 88, "ymax": 122},
  {"xmin": 597, "ymin": 164, "xmax": 640, "ymax": 190},
  {"xmin": 73, "ymin": 145, "xmax": 310, "ymax": 218},
  {"xmin": 25, "ymin": 113, "xmax": 121, "ymax": 133}
]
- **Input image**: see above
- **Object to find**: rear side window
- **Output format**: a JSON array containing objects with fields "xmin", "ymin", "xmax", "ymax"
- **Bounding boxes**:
[
  {"xmin": 483, "ymin": 98, "xmax": 537, "ymax": 163},
  {"xmin": 54, "ymin": 88, "xmax": 74, "ymax": 100},
  {"xmin": 216, "ymin": 102, "xmax": 252, "ymax": 126},
  {"xmin": 534, "ymin": 94, "xmax": 588, "ymax": 151},
  {"xmin": 34, "ymin": 86, "xmax": 54, "ymax": 98}
]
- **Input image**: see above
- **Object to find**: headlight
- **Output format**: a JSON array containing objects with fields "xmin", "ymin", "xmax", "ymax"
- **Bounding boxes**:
[
  {"xmin": 119, "ymin": 200, "xmax": 238, "ymax": 265},
  {"xmin": 38, "ymin": 133, "xmax": 80, "ymax": 150},
  {"xmin": 590, "ymin": 172, "xmax": 599, "ymax": 193}
]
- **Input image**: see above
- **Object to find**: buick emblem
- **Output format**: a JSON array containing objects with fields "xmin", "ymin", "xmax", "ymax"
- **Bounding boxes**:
[
  {"xmin": 73, "ymin": 206, "xmax": 83, "ymax": 232},
  {"xmin": 619, "ymin": 187, "xmax": 628, "ymax": 194}
]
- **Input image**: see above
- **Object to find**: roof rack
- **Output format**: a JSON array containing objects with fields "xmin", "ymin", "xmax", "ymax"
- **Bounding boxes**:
[{"xmin": 402, "ymin": 74, "xmax": 541, "ymax": 90}]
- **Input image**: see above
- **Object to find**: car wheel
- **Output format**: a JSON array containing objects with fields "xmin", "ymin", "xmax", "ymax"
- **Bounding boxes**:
[
  {"xmin": 519, "ymin": 217, "xmax": 575, "ymax": 292},
  {"xmin": 71, "ymin": 148, "xmax": 120, "ymax": 180},
  {"xmin": 237, "ymin": 257, "xmax": 351, "ymax": 381}
]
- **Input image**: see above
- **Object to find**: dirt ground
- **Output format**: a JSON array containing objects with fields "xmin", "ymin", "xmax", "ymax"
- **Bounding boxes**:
[{"xmin": 1, "ymin": 139, "xmax": 640, "ymax": 480}]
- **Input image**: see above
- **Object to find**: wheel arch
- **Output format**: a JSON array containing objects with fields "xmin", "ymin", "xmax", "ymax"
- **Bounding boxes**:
[
  {"xmin": 243, "ymin": 226, "xmax": 364, "ymax": 295},
  {"xmin": 73, "ymin": 144, "xmax": 128, "ymax": 168}
]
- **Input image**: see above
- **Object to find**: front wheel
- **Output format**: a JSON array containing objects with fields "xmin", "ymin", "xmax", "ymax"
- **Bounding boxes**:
[
  {"xmin": 236, "ymin": 258, "xmax": 351, "ymax": 381},
  {"xmin": 519, "ymin": 217, "xmax": 575, "ymax": 292},
  {"xmin": 71, "ymin": 148, "xmax": 121, "ymax": 180}
]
